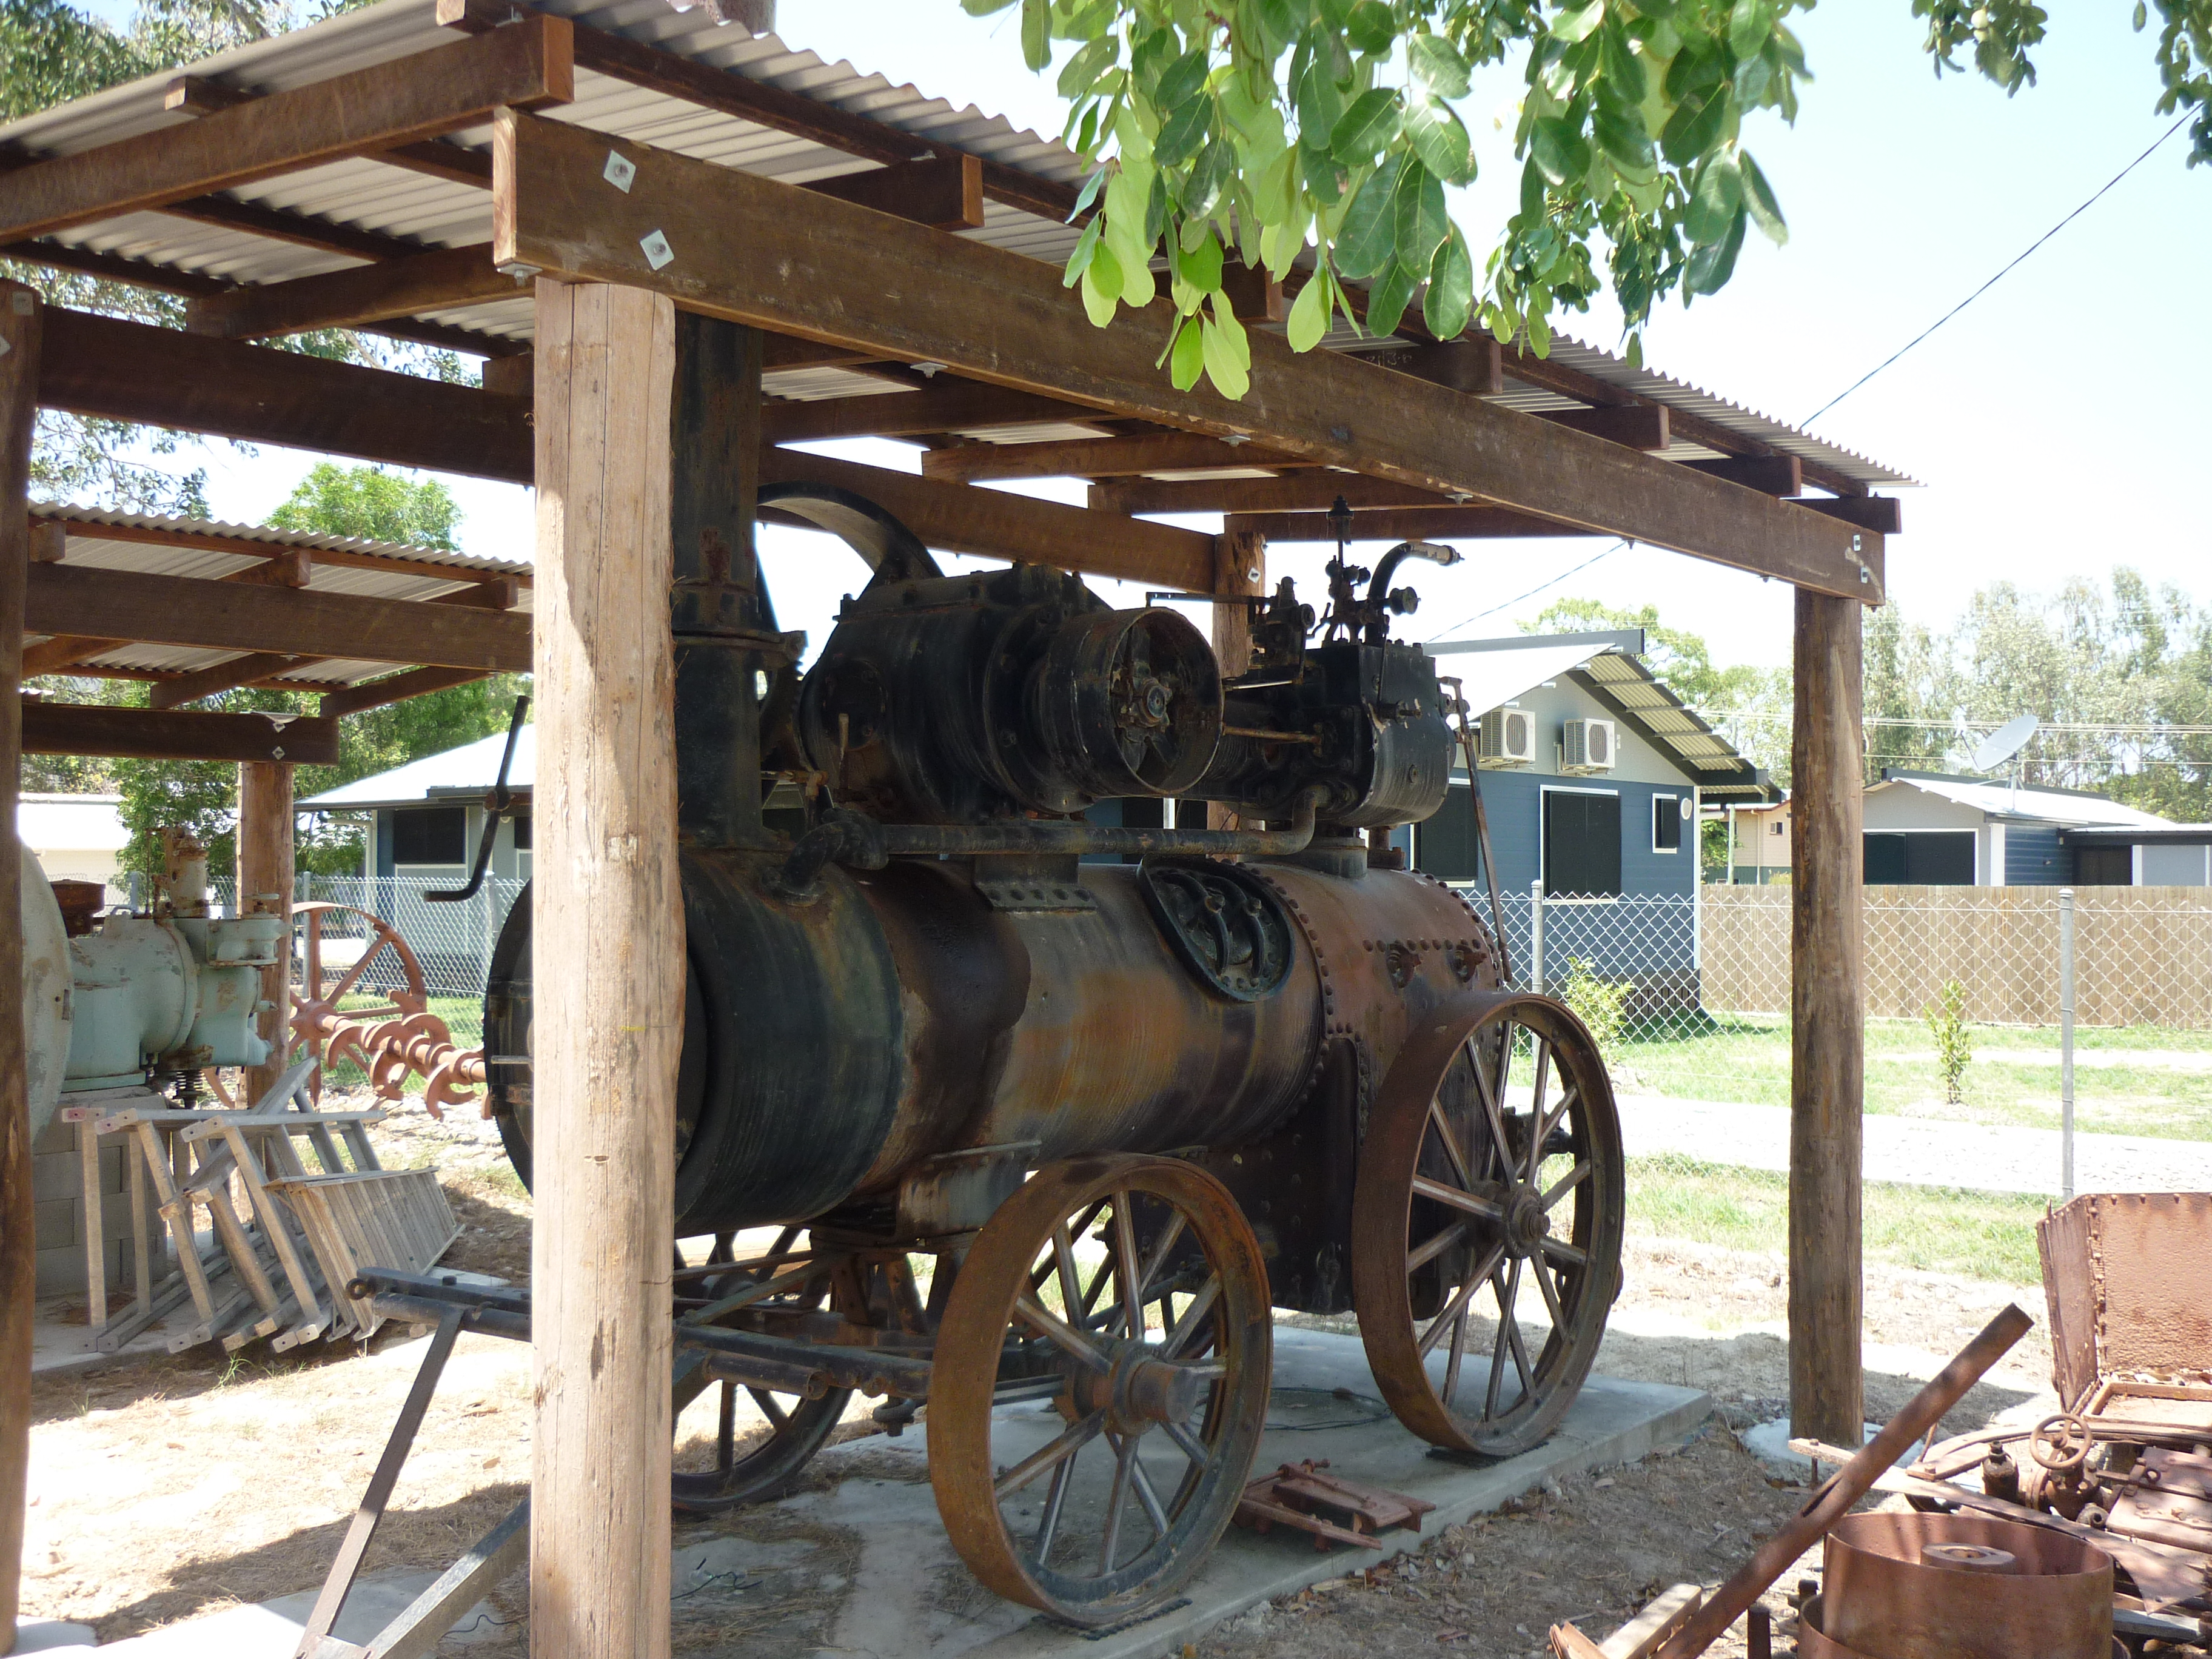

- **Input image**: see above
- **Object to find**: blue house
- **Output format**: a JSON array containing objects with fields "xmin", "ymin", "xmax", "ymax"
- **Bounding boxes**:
[{"xmin": 1413, "ymin": 629, "xmax": 1773, "ymax": 1008}]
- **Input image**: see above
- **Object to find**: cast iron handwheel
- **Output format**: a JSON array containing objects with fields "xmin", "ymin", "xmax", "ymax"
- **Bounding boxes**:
[
  {"xmin": 1352, "ymin": 990, "xmax": 1624, "ymax": 1458},
  {"xmin": 669, "ymin": 1228, "xmax": 854, "ymax": 1512},
  {"xmin": 928, "ymin": 1155, "xmax": 1272, "ymax": 1627}
]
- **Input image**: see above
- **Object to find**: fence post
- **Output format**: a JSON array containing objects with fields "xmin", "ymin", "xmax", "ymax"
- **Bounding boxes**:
[
  {"xmin": 1529, "ymin": 876, "xmax": 1545, "ymax": 996},
  {"xmin": 2059, "ymin": 887, "xmax": 2076, "ymax": 1201}
]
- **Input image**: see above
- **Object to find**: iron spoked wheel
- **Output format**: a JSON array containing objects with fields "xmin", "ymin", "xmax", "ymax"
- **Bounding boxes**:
[
  {"xmin": 670, "ymin": 1228, "xmax": 854, "ymax": 1512},
  {"xmin": 928, "ymin": 1155, "xmax": 1272, "ymax": 1628},
  {"xmin": 1352, "ymin": 990, "xmax": 1624, "ymax": 1458}
]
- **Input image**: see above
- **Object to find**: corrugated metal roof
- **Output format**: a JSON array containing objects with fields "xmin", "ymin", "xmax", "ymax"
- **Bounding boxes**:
[
  {"xmin": 303, "ymin": 723, "xmax": 533, "ymax": 806},
  {"xmin": 1871, "ymin": 774, "xmax": 2173, "ymax": 830},
  {"xmin": 27, "ymin": 504, "xmax": 528, "ymax": 688},
  {"xmin": 0, "ymin": 0, "xmax": 1912, "ymax": 490}
]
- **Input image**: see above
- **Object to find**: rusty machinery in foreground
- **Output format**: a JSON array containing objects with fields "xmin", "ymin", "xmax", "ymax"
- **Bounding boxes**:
[{"xmin": 463, "ymin": 485, "xmax": 1624, "ymax": 1627}]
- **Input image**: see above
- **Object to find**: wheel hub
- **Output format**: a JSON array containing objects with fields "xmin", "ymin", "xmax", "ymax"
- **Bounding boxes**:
[
  {"xmin": 1070, "ymin": 1338, "xmax": 1211, "ymax": 1436},
  {"xmin": 1504, "ymin": 1188, "xmax": 1552, "ymax": 1258}
]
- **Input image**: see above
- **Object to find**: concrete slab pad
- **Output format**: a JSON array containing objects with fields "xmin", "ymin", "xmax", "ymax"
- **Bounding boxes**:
[
  {"xmin": 664, "ymin": 1326, "xmax": 1708, "ymax": 1659},
  {"xmin": 30, "ymin": 1296, "xmax": 173, "ymax": 1381},
  {"xmin": 78, "ymin": 1570, "xmax": 506, "ymax": 1658},
  {"xmin": 9, "ymin": 1616, "xmax": 98, "ymax": 1654}
]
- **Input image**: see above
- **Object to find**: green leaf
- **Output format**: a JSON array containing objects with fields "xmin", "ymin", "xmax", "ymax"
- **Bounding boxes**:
[
  {"xmin": 1591, "ymin": 102, "xmax": 1654, "ymax": 175},
  {"xmin": 1346, "ymin": 0, "xmax": 1396, "ymax": 55},
  {"xmin": 1287, "ymin": 273, "xmax": 1332, "ymax": 352},
  {"xmin": 1185, "ymin": 137, "xmax": 1235, "ymax": 217},
  {"xmin": 1365, "ymin": 259, "xmax": 1417, "ymax": 337},
  {"xmin": 1081, "ymin": 242, "xmax": 1122, "ymax": 325},
  {"xmin": 1332, "ymin": 151, "xmax": 1404, "ymax": 279},
  {"xmin": 1684, "ymin": 202, "xmax": 1747, "ymax": 296},
  {"xmin": 1199, "ymin": 313, "xmax": 1250, "ymax": 400},
  {"xmin": 2133, "ymin": 0, "xmax": 2148, "ymax": 27},
  {"xmin": 1296, "ymin": 52, "xmax": 1345, "ymax": 138},
  {"xmin": 1530, "ymin": 115, "xmax": 1592, "ymax": 186},
  {"xmin": 1255, "ymin": 0, "xmax": 1302, "ymax": 56},
  {"xmin": 1739, "ymin": 150, "xmax": 1788, "ymax": 245},
  {"xmin": 1552, "ymin": 1, "xmax": 1604, "ymax": 44},
  {"xmin": 960, "ymin": 0, "xmax": 1016, "ymax": 13},
  {"xmin": 1392, "ymin": 158, "xmax": 1449, "ymax": 276},
  {"xmin": 1155, "ymin": 45, "xmax": 1211, "ymax": 111},
  {"xmin": 1598, "ymin": 20, "xmax": 1647, "ymax": 105},
  {"xmin": 1684, "ymin": 153, "xmax": 1742, "ymax": 245},
  {"xmin": 1660, "ymin": 88, "xmax": 1729, "ymax": 167},
  {"xmin": 1020, "ymin": 0, "xmax": 1049, "ymax": 71},
  {"xmin": 1181, "ymin": 225, "xmax": 1224, "ymax": 292},
  {"xmin": 1155, "ymin": 92, "xmax": 1212, "ymax": 167},
  {"xmin": 1407, "ymin": 33, "xmax": 1472, "ymax": 99},
  {"xmin": 1728, "ymin": 0, "xmax": 1773, "ymax": 63},
  {"xmin": 1404, "ymin": 94, "xmax": 1475, "ymax": 185},
  {"xmin": 1120, "ymin": 244, "xmax": 1157, "ymax": 308},
  {"xmin": 1170, "ymin": 316, "xmax": 1205, "ymax": 390},
  {"xmin": 1330, "ymin": 87, "xmax": 1402, "ymax": 163},
  {"xmin": 1061, "ymin": 213, "xmax": 1104, "ymax": 286},
  {"xmin": 1068, "ymin": 165, "xmax": 1107, "ymax": 223},
  {"xmin": 1424, "ymin": 224, "xmax": 1474, "ymax": 340},
  {"xmin": 1057, "ymin": 36, "xmax": 1116, "ymax": 99}
]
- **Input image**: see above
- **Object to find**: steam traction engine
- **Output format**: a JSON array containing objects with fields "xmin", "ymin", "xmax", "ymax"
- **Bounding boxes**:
[{"xmin": 482, "ymin": 487, "xmax": 1625, "ymax": 1626}]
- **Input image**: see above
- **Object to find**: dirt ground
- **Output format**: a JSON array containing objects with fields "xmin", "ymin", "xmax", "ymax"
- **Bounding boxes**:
[{"xmin": 16, "ymin": 1097, "xmax": 2193, "ymax": 1655}]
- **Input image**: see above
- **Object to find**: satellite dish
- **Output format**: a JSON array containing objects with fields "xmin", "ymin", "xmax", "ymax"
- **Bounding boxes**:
[{"xmin": 1972, "ymin": 714, "xmax": 2040, "ymax": 774}]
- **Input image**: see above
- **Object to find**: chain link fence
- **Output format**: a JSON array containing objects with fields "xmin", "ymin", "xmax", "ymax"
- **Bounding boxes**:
[
  {"xmin": 1453, "ymin": 882, "xmax": 2212, "ymax": 1161},
  {"xmin": 294, "ymin": 874, "xmax": 527, "ymax": 1048}
]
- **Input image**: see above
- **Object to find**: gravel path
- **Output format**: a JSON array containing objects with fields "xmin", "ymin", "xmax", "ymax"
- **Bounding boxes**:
[{"xmin": 1617, "ymin": 1092, "xmax": 2212, "ymax": 1195}]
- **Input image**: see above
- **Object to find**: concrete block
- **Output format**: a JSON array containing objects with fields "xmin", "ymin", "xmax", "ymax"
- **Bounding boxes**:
[
  {"xmin": 30, "ymin": 1147, "xmax": 78, "ymax": 1202},
  {"xmin": 30, "ymin": 1113, "xmax": 74, "ymax": 1156},
  {"xmin": 33, "ymin": 1195, "xmax": 78, "ymax": 1253}
]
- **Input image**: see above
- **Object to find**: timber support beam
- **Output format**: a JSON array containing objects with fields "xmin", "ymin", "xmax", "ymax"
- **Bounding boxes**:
[{"xmin": 19, "ymin": 701, "xmax": 339, "ymax": 763}]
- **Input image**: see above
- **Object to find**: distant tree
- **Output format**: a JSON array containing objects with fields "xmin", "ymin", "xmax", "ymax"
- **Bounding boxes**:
[{"xmin": 267, "ymin": 463, "xmax": 463, "ymax": 549}]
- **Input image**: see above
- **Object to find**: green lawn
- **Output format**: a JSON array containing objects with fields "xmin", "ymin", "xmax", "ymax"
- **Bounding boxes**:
[
  {"xmin": 1614, "ymin": 1013, "xmax": 2212, "ymax": 1142},
  {"xmin": 1627, "ymin": 1153, "xmax": 2048, "ymax": 1282}
]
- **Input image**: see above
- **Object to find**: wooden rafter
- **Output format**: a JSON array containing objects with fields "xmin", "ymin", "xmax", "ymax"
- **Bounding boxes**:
[
  {"xmin": 22, "ymin": 701, "xmax": 340, "ymax": 763},
  {"xmin": 38, "ymin": 309, "xmax": 534, "ymax": 483},
  {"xmin": 30, "ymin": 513, "xmax": 532, "ymax": 589},
  {"xmin": 763, "ymin": 383, "xmax": 1104, "ymax": 443},
  {"xmin": 26, "ymin": 564, "xmax": 531, "ymax": 671},
  {"xmin": 495, "ymin": 110, "xmax": 1883, "ymax": 599},
  {"xmin": 1224, "ymin": 506, "xmax": 1594, "ymax": 541},
  {"xmin": 1090, "ymin": 474, "xmax": 1453, "ymax": 515},
  {"xmin": 163, "ymin": 75, "xmax": 495, "ymax": 187},
  {"xmin": 760, "ymin": 447, "xmax": 1215, "ymax": 592},
  {"xmin": 318, "ymin": 665, "xmax": 492, "ymax": 718},
  {"xmin": 187, "ymin": 244, "xmax": 524, "ymax": 342},
  {"xmin": 0, "ymin": 18, "xmax": 573, "ymax": 244},
  {"xmin": 23, "ymin": 539, "xmax": 310, "ymax": 676},
  {"xmin": 921, "ymin": 432, "xmax": 1313, "ymax": 482}
]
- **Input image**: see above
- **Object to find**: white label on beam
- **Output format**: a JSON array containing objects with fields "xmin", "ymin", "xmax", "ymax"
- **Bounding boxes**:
[
  {"xmin": 603, "ymin": 150, "xmax": 637, "ymax": 192},
  {"xmin": 640, "ymin": 230, "xmax": 675, "ymax": 271}
]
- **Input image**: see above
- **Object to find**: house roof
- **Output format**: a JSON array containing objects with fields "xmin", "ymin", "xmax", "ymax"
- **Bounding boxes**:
[
  {"xmin": 0, "ymin": 0, "xmax": 1913, "ymax": 489},
  {"xmin": 1427, "ymin": 630, "xmax": 1773, "ymax": 800},
  {"xmin": 1870, "ymin": 771, "xmax": 2172, "ymax": 830},
  {"xmin": 18, "ymin": 793, "xmax": 130, "ymax": 852},
  {"xmin": 303, "ymin": 723, "xmax": 533, "ymax": 809},
  {"xmin": 2061, "ymin": 823, "xmax": 2212, "ymax": 846}
]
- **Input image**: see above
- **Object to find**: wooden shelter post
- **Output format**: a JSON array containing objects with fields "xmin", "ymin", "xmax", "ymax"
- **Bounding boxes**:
[
  {"xmin": 1789, "ymin": 588, "xmax": 1866, "ymax": 1445},
  {"xmin": 1206, "ymin": 527, "xmax": 1265, "ymax": 830},
  {"xmin": 0, "ymin": 281, "xmax": 39, "ymax": 1658},
  {"xmin": 237, "ymin": 760, "xmax": 294, "ymax": 1106},
  {"xmin": 528, "ymin": 277, "xmax": 681, "ymax": 1659}
]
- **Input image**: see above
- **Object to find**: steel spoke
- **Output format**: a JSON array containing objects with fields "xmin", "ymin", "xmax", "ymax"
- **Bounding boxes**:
[
  {"xmin": 1407, "ymin": 1218, "xmax": 1468, "ymax": 1273},
  {"xmin": 1535, "ymin": 1086, "xmax": 1581, "ymax": 1175},
  {"xmin": 745, "ymin": 1387, "xmax": 788, "ymax": 1432},
  {"xmin": 1099, "ymin": 1433, "xmax": 1136, "ymax": 1574},
  {"xmin": 1484, "ymin": 1258, "xmax": 1523, "ymax": 1419},
  {"xmin": 1410, "ymin": 1173, "xmax": 1507, "ymax": 1222},
  {"xmin": 1126, "ymin": 1445, "xmax": 1170, "ymax": 1540},
  {"xmin": 996, "ymin": 1410, "xmax": 1104, "ymax": 1501},
  {"xmin": 1526, "ymin": 1039, "xmax": 1552, "ymax": 1179},
  {"xmin": 1164, "ymin": 1418, "xmax": 1210, "ymax": 1464},
  {"xmin": 1442, "ymin": 1304, "xmax": 1470, "ymax": 1407},
  {"xmin": 1541, "ymin": 1159, "xmax": 1592, "ymax": 1211},
  {"xmin": 1136, "ymin": 1210, "xmax": 1188, "ymax": 1301},
  {"xmin": 1014, "ymin": 1293, "xmax": 1111, "ymax": 1369},
  {"xmin": 1161, "ymin": 1275, "xmax": 1219, "ymax": 1359},
  {"xmin": 1469, "ymin": 1048, "xmax": 1517, "ymax": 1179},
  {"xmin": 1052, "ymin": 1222, "xmax": 1084, "ymax": 1324},
  {"xmin": 1111, "ymin": 1195, "xmax": 1144, "ymax": 1339},
  {"xmin": 1033, "ymin": 1453, "xmax": 1076, "ymax": 1564},
  {"xmin": 1426, "ymin": 1094, "xmax": 1474, "ymax": 1190},
  {"xmin": 1418, "ymin": 1270, "xmax": 1483, "ymax": 1358}
]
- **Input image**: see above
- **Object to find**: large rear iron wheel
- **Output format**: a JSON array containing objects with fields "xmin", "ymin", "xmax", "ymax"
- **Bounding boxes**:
[
  {"xmin": 670, "ymin": 1228, "xmax": 855, "ymax": 1512},
  {"xmin": 928, "ymin": 1155, "xmax": 1271, "ymax": 1627},
  {"xmin": 1352, "ymin": 990, "xmax": 1624, "ymax": 1458}
]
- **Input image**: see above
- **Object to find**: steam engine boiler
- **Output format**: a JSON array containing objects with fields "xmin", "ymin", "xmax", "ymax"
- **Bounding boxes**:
[{"xmin": 481, "ymin": 486, "xmax": 1624, "ymax": 1626}]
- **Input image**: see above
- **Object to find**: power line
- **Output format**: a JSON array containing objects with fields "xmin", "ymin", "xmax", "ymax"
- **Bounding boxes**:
[
  {"xmin": 1421, "ymin": 540, "xmax": 1626, "ymax": 645},
  {"xmin": 1802, "ymin": 113, "xmax": 2190, "ymax": 426}
]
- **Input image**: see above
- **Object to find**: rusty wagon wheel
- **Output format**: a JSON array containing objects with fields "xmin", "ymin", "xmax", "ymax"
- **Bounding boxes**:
[
  {"xmin": 288, "ymin": 901, "xmax": 438, "ymax": 1099},
  {"xmin": 670, "ymin": 1228, "xmax": 854, "ymax": 1512},
  {"xmin": 1352, "ymin": 990, "xmax": 1624, "ymax": 1458},
  {"xmin": 928, "ymin": 1155, "xmax": 1272, "ymax": 1628}
]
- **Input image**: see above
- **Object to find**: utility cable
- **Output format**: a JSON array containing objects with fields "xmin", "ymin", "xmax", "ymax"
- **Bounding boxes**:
[
  {"xmin": 1802, "ymin": 113, "xmax": 2190, "ymax": 426},
  {"xmin": 1421, "ymin": 540, "xmax": 1627, "ymax": 644}
]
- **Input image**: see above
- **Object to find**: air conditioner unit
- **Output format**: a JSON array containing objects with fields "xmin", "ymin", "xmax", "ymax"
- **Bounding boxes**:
[
  {"xmin": 1561, "ymin": 717, "xmax": 1617, "ymax": 775},
  {"xmin": 1477, "ymin": 706, "xmax": 1536, "ymax": 769}
]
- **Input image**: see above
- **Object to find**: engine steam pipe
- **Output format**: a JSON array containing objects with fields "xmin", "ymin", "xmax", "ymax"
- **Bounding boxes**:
[{"xmin": 769, "ymin": 786, "xmax": 1329, "ymax": 902}]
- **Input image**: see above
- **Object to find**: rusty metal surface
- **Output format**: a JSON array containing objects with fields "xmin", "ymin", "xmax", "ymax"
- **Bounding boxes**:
[
  {"xmin": 1349, "ymin": 988, "xmax": 1623, "ymax": 1457},
  {"xmin": 2040, "ymin": 1193, "xmax": 2212, "ymax": 1409},
  {"xmin": 1232, "ymin": 1459, "xmax": 1435, "ymax": 1552},
  {"xmin": 1820, "ymin": 1512, "xmax": 2113, "ymax": 1659},
  {"xmin": 927, "ymin": 1155, "xmax": 1272, "ymax": 1627}
]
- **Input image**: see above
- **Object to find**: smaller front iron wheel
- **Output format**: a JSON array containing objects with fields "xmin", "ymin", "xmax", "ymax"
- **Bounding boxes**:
[
  {"xmin": 1352, "ymin": 990, "xmax": 1624, "ymax": 1458},
  {"xmin": 928, "ymin": 1155, "xmax": 1272, "ymax": 1628}
]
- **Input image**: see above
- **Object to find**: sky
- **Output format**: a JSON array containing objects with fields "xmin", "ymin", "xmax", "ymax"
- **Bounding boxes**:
[{"xmin": 144, "ymin": 0, "xmax": 2212, "ymax": 673}]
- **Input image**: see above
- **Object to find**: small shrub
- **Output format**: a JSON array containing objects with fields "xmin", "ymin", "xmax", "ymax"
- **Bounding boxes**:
[
  {"xmin": 1560, "ymin": 956, "xmax": 1631, "ymax": 1064},
  {"xmin": 1925, "ymin": 978, "xmax": 1972, "ymax": 1104}
]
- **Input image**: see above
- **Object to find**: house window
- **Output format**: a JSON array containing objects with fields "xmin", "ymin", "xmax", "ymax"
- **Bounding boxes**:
[
  {"xmin": 1652, "ymin": 794, "xmax": 1682, "ymax": 854},
  {"xmin": 1544, "ymin": 790, "xmax": 1621, "ymax": 899},
  {"xmin": 1863, "ymin": 831, "xmax": 1975, "ymax": 885},
  {"xmin": 2073, "ymin": 845, "xmax": 2129, "ymax": 886},
  {"xmin": 510, "ymin": 811, "xmax": 532, "ymax": 851},
  {"xmin": 390, "ymin": 805, "xmax": 466, "ymax": 866},
  {"xmin": 1417, "ymin": 785, "xmax": 1480, "ymax": 882}
]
